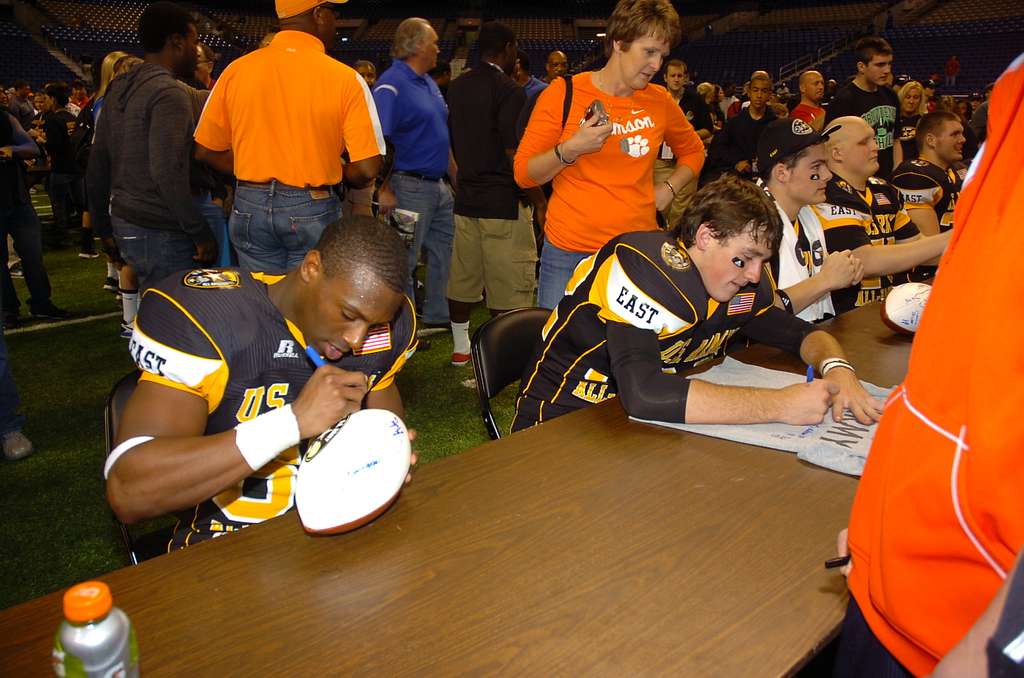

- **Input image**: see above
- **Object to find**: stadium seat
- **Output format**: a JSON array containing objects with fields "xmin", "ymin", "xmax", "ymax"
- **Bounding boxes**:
[
  {"xmin": 470, "ymin": 307, "xmax": 550, "ymax": 440},
  {"xmin": 104, "ymin": 370, "xmax": 173, "ymax": 565}
]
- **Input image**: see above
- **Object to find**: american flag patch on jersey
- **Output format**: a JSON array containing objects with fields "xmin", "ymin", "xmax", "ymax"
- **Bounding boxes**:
[
  {"xmin": 727, "ymin": 292, "xmax": 756, "ymax": 315},
  {"xmin": 353, "ymin": 323, "xmax": 392, "ymax": 355},
  {"xmin": 875, "ymin": 192, "xmax": 891, "ymax": 206}
]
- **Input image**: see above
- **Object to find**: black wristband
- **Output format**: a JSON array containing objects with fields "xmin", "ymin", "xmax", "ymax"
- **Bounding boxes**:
[{"xmin": 777, "ymin": 289, "xmax": 794, "ymax": 314}]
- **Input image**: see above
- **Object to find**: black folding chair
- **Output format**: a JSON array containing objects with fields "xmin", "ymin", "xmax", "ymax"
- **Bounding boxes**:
[
  {"xmin": 104, "ymin": 370, "xmax": 173, "ymax": 565},
  {"xmin": 470, "ymin": 307, "xmax": 550, "ymax": 440}
]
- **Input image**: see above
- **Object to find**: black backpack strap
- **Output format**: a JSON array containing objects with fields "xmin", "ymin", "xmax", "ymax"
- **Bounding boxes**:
[{"xmin": 560, "ymin": 74, "xmax": 573, "ymax": 130}]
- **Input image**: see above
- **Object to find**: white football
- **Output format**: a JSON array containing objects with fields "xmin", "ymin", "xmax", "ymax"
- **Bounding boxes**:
[
  {"xmin": 881, "ymin": 282, "xmax": 932, "ymax": 334},
  {"xmin": 296, "ymin": 409, "xmax": 411, "ymax": 535}
]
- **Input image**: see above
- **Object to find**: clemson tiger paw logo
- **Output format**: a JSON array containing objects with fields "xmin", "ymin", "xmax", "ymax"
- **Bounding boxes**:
[{"xmin": 625, "ymin": 135, "xmax": 650, "ymax": 158}]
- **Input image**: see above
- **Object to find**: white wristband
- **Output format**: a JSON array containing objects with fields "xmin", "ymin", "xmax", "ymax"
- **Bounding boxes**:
[
  {"xmin": 234, "ymin": 404, "xmax": 301, "ymax": 471},
  {"xmin": 821, "ymin": 359, "xmax": 855, "ymax": 376},
  {"xmin": 104, "ymin": 435, "xmax": 155, "ymax": 479}
]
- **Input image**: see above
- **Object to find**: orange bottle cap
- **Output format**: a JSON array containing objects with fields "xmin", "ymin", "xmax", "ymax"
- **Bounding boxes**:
[{"xmin": 63, "ymin": 581, "xmax": 113, "ymax": 623}]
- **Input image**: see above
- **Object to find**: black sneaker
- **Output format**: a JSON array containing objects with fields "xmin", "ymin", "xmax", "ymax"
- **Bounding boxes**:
[
  {"xmin": 3, "ymin": 313, "xmax": 20, "ymax": 330},
  {"xmin": 30, "ymin": 304, "xmax": 71, "ymax": 321},
  {"xmin": 8, "ymin": 262, "xmax": 23, "ymax": 278},
  {"xmin": 103, "ymin": 276, "xmax": 118, "ymax": 292}
]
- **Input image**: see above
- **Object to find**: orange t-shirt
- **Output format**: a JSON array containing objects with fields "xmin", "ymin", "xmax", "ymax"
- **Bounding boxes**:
[
  {"xmin": 195, "ymin": 30, "xmax": 385, "ymax": 187},
  {"xmin": 513, "ymin": 73, "xmax": 704, "ymax": 253},
  {"xmin": 847, "ymin": 53, "xmax": 1024, "ymax": 676}
]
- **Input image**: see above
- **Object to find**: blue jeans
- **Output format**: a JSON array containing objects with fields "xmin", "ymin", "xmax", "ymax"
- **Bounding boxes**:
[
  {"xmin": 194, "ymin": 193, "xmax": 233, "ymax": 267},
  {"xmin": 0, "ymin": 330, "xmax": 23, "ymax": 437},
  {"xmin": 229, "ymin": 181, "xmax": 342, "ymax": 274},
  {"xmin": 0, "ymin": 203, "xmax": 53, "ymax": 315},
  {"xmin": 112, "ymin": 217, "xmax": 198, "ymax": 291},
  {"xmin": 391, "ymin": 174, "xmax": 454, "ymax": 325},
  {"xmin": 537, "ymin": 237, "xmax": 590, "ymax": 309}
]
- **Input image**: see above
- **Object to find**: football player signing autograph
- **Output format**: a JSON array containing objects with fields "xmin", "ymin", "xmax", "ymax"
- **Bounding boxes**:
[
  {"xmin": 106, "ymin": 216, "xmax": 418, "ymax": 550},
  {"xmin": 512, "ymin": 175, "xmax": 882, "ymax": 433}
]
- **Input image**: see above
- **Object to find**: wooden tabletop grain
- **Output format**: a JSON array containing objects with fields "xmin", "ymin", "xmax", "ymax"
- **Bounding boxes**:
[{"xmin": 0, "ymin": 304, "xmax": 912, "ymax": 676}]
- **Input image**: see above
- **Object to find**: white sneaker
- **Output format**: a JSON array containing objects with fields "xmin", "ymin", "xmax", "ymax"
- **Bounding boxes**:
[{"xmin": 3, "ymin": 431, "xmax": 34, "ymax": 461}]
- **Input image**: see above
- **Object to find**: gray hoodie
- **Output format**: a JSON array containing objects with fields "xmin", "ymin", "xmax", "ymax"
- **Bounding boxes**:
[{"xmin": 87, "ymin": 63, "xmax": 210, "ymax": 241}]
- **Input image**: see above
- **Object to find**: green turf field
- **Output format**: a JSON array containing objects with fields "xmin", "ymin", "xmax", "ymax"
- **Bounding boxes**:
[{"xmin": 0, "ymin": 223, "xmax": 520, "ymax": 611}]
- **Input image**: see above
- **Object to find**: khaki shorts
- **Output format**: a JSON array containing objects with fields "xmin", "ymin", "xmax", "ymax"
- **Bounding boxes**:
[{"xmin": 447, "ymin": 205, "xmax": 538, "ymax": 310}]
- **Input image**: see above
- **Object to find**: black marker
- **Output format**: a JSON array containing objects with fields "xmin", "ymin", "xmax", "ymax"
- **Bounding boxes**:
[{"xmin": 825, "ymin": 555, "xmax": 851, "ymax": 569}]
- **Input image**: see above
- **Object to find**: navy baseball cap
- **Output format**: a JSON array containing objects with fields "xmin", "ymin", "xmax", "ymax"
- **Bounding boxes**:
[{"xmin": 757, "ymin": 118, "xmax": 841, "ymax": 177}]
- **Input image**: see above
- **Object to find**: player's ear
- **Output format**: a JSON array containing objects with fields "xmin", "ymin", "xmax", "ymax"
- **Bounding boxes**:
[
  {"xmin": 693, "ymin": 222, "xmax": 714, "ymax": 250},
  {"xmin": 299, "ymin": 249, "xmax": 324, "ymax": 285}
]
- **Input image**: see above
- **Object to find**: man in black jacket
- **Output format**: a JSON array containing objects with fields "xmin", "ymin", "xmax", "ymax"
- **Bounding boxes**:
[
  {"xmin": 703, "ymin": 70, "xmax": 776, "ymax": 184},
  {"xmin": 88, "ymin": 1, "xmax": 214, "ymax": 290}
]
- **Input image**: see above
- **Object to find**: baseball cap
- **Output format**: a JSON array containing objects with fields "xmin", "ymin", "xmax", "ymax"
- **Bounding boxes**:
[
  {"xmin": 757, "ymin": 118, "xmax": 841, "ymax": 177},
  {"xmin": 275, "ymin": 0, "xmax": 347, "ymax": 20}
]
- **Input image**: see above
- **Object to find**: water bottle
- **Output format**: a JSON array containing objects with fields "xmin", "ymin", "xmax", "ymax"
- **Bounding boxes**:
[{"xmin": 52, "ymin": 581, "xmax": 139, "ymax": 677}]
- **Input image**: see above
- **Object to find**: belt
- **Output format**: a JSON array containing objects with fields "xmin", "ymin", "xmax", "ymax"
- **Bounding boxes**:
[
  {"xmin": 238, "ymin": 180, "xmax": 336, "ymax": 191},
  {"xmin": 394, "ymin": 170, "xmax": 443, "ymax": 182}
]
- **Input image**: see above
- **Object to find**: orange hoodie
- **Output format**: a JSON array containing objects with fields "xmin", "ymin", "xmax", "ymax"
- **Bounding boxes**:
[
  {"xmin": 847, "ymin": 53, "xmax": 1024, "ymax": 676},
  {"xmin": 514, "ymin": 72, "xmax": 704, "ymax": 253}
]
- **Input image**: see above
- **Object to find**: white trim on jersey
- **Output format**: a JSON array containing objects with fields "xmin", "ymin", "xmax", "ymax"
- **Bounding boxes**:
[{"xmin": 355, "ymin": 74, "xmax": 387, "ymax": 156}]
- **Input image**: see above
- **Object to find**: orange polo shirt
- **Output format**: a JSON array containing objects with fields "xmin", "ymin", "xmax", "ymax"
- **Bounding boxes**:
[
  {"xmin": 847, "ymin": 53, "xmax": 1024, "ymax": 676},
  {"xmin": 195, "ymin": 30, "xmax": 385, "ymax": 187},
  {"xmin": 514, "ymin": 73, "xmax": 705, "ymax": 253}
]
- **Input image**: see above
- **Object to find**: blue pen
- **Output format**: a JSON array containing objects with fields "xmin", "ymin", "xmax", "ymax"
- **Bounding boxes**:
[
  {"xmin": 305, "ymin": 345, "xmax": 326, "ymax": 368},
  {"xmin": 806, "ymin": 365, "xmax": 815, "ymax": 382}
]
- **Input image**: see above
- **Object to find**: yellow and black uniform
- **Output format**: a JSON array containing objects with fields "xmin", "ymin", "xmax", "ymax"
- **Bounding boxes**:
[
  {"xmin": 891, "ymin": 158, "xmax": 965, "ymax": 280},
  {"xmin": 808, "ymin": 175, "xmax": 920, "ymax": 314},
  {"xmin": 512, "ymin": 231, "xmax": 816, "ymax": 432},
  {"xmin": 129, "ymin": 269, "xmax": 416, "ymax": 549}
]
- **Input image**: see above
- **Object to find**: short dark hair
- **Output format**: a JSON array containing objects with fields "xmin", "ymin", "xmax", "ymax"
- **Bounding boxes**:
[
  {"xmin": 672, "ymin": 174, "xmax": 783, "ymax": 253},
  {"xmin": 478, "ymin": 21, "xmax": 516, "ymax": 59},
  {"xmin": 139, "ymin": 1, "xmax": 195, "ymax": 53},
  {"xmin": 916, "ymin": 110, "xmax": 961, "ymax": 152},
  {"xmin": 316, "ymin": 216, "xmax": 408, "ymax": 293},
  {"xmin": 71, "ymin": 79, "xmax": 85, "ymax": 89},
  {"xmin": 13, "ymin": 80, "xmax": 28, "ymax": 90},
  {"xmin": 666, "ymin": 58, "xmax": 686, "ymax": 71},
  {"xmin": 44, "ymin": 82, "xmax": 70, "ymax": 108},
  {"xmin": 854, "ymin": 36, "xmax": 893, "ymax": 67},
  {"xmin": 516, "ymin": 49, "xmax": 531, "ymax": 72}
]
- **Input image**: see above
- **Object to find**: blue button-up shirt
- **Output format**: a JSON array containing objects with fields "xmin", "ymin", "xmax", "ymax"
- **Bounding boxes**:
[{"xmin": 373, "ymin": 60, "xmax": 450, "ymax": 178}]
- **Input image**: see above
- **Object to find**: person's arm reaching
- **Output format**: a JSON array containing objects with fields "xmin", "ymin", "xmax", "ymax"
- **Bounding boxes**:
[
  {"xmin": 854, "ymin": 230, "xmax": 951, "ymax": 277},
  {"xmin": 607, "ymin": 319, "xmax": 845, "ymax": 426}
]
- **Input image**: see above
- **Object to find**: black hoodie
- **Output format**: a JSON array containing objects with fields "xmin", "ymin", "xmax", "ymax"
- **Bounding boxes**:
[{"xmin": 87, "ymin": 63, "xmax": 210, "ymax": 241}]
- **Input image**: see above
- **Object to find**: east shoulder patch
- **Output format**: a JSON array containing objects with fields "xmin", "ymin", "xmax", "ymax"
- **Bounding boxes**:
[{"xmin": 183, "ymin": 269, "xmax": 242, "ymax": 289}]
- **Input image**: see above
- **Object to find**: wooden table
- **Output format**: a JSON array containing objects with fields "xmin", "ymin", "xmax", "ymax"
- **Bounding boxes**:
[{"xmin": 0, "ymin": 304, "xmax": 912, "ymax": 676}]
